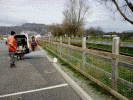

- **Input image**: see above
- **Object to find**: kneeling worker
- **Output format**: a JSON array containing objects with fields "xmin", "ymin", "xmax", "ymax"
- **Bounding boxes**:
[{"xmin": 30, "ymin": 36, "xmax": 38, "ymax": 51}]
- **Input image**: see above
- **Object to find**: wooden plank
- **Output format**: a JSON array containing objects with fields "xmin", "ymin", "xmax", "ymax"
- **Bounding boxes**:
[
  {"xmin": 118, "ymin": 78, "xmax": 133, "ymax": 89},
  {"xmin": 86, "ymin": 40, "xmax": 133, "ymax": 48},
  {"xmin": 86, "ymin": 40, "xmax": 112, "ymax": 46},
  {"xmin": 63, "ymin": 39, "xmax": 133, "ymax": 48},
  {"xmin": 43, "ymin": 40, "xmax": 133, "ymax": 63}
]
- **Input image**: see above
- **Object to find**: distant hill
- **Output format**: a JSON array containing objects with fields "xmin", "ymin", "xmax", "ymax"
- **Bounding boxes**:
[
  {"xmin": 22, "ymin": 23, "xmax": 46, "ymax": 27},
  {"xmin": 0, "ymin": 23, "xmax": 48, "ymax": 35},
  {"xmin": 0, "ymin": 26, "xmax": 22, "ymax": 35},
  {"xmin": 124, "ymin": 30, "xmax": 133, "ymax": 33}
]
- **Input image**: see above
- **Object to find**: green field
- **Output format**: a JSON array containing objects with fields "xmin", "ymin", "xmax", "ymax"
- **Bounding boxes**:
[{"xmin": 61, "ymin": 39, "xmax": 133, "ymax": 55}]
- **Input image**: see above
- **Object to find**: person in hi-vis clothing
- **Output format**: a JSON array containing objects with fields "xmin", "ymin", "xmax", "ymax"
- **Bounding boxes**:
[
  {"xmin": 30, "ymin": 36, "xmax": 38, "ymax": 51},
  {"xmin": 8, "ymin": 31, "xmax": 17, "ymax": 68}
]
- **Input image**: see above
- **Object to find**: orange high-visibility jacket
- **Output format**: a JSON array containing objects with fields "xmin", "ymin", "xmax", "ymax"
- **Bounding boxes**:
[
  {"xmin": 8, "ymin": 35, "xmax": 17, "ymax": 51},
  {"xmin": 30, "ymin": 38, "xmax": 38, "ymax": 47}
]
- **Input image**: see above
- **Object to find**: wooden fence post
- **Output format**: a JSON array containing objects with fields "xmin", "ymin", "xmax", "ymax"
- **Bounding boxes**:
[
  {"xmin": 51, "ymin": 37, "xmax": 53, "ymax": 49},
  {"xmin": 68, "ymin": 37, "xmax": 71, "ymax": 45},
  {"xmin": 112, "ymin": 37, "xmax": 120, "ymax": 91},
  {"xmin": 82, "ymin": 37, "xmax": 86, "ymax": 69},
  {"xmin": 60, "ymin": 36, "xmax": 62, "ymax": 44},
  {"xmin": 60, "ymin": 36, "xmax": 62, "ymax": 55},
  {"xmin": 49, "ymin": 37, "xmax": 51, "ymax": 49},
  {"xmin": 47, "ymin": 36, "xmax": 50, "ymax": 49},
  {"xmin": 43, "ymin": 39, "xmax": 44, "ymax": 47},
  {"xmin": 68, "ymin": 37, "xmax": 71, "ymax": 59},
  {"xmin": 49, "ymin": 36, "xmax": 50, "ymax": 42},
  {"xmin": 55, "ymin": 37, "xmax": 57, "ymax": 42},
  {"xmin": 55, "ymin": 37, "xmax": 58, "ymax": 53},
  {"xmin": 51, "ymin": 37, "xmax": 53, "ymax": 42}
]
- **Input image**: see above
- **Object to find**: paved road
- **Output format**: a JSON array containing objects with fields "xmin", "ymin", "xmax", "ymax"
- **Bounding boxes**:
[{"xmin": 0, "ymin": 40, "xmax": 81, "ymax": 100}]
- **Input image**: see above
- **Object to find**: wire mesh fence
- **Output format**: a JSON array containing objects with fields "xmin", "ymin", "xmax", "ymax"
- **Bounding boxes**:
[{"xmin": 38, "ymin": 37, "xmax": 133, "ymax": 100}]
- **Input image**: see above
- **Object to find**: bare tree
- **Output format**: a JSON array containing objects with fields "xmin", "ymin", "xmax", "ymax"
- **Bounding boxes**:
[
  {"xmin": 100, "ymin": 0, "xmax": 133, "ymax": 25},
  {"xmin": 48, "ymin": 24, "xmax": 64, "ymax": 37},
  {"xmin": 96, "ymin": 26, "xmax": 104, "ymax": 34},
  {"xmin": 62, "ymin": 0, "xmax": 89, "ymax": 36}
]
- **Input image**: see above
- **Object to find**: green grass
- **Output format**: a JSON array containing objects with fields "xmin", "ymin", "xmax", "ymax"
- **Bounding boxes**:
[
  {"xmin": 117, "ymin": 82, "xmax": 133, "ymax": 100},
  {"xmin": 62, "ymin": 38, "xmax": 133, "ymax": 55},
  {"xmin": 69, "ymin": 42, "xmax": 133, "ymax": 55},
  {"xmin": 88, "ymin": 82, "xmax": 119, "ymax": 100},
  {"xmin": 86, "ymin": 43, "xmax": 133, "ymax": 55},
  {"xmin": 119, "ymin": 47, "xmax": 133, "ymax": 55},
  {"xmin": 86, "ymin": 56, "xmax": 112, "ymax": 73},
  {"xmin": 63, "ymin": 37, "xmax": 133, "ymax": 42},
  {"xmin": 87, "ymin": 43, "xmax": 112, "ymax": 50}
]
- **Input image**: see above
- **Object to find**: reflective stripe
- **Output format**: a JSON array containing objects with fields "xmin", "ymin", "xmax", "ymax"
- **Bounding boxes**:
[
  {"xmin": 9, "ymin": 43, "xmax": 13, "ymax": 46},
  {"xmin": 9, "ymin": 43, "xmax": 13, "ymax": 44}
]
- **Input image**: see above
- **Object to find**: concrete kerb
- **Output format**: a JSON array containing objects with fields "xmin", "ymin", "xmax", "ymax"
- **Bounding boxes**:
[{"xmin": 39, "ymin": 46, "xmax": 93, "ymax": 100}]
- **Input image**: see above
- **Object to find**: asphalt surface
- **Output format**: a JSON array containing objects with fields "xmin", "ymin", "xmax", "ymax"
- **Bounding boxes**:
[{"xmin": 0, "ymin": 40, "xmax": 81, "ymax": 100}]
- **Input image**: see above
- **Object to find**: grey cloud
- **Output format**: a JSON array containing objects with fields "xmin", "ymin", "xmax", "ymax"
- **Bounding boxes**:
[
  {"xmin": 0, "ymin": 18, "xmax": 29, "ymax": 26},
  {"xmin": 86, "ymin": 19, "xmax": 133, "ymax": 32}
]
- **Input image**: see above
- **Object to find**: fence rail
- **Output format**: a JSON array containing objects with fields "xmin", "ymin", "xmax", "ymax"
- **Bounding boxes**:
[
  {"xmin": 38, "ymin": 37, "xmax": 133, "ymax": 100},
  {"xmin": 59, "ymin": 39, "xmax": 133, "ymax": 48}
]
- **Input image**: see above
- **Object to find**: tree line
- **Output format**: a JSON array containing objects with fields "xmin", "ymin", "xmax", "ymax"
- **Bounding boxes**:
[{"xmin": 48, "ymin": 0, "xmax": 133, "ymax": 38}]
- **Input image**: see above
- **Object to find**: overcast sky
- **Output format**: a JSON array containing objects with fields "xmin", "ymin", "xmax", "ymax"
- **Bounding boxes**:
[{"xmin": 0, "ymin": 0, "xmax": 133, "ymax": 32}]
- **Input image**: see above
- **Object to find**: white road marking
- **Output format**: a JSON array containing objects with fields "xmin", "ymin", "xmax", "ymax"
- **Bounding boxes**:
[
  {"xmin": 44, "ymin": 71, "xmax": 53, "ymax": 73},
  {"xmin": 0, "ymin": 83, "xmax": 68, "ymax": 98}
]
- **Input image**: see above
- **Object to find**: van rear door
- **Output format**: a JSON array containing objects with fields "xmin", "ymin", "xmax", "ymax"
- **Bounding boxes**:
[{"xmin": 14, "ymin": 35, "xmax": 29, "ymax": 53}]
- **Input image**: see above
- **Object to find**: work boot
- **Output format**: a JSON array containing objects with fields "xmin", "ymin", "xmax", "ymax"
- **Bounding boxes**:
[
  {"xmin": 10, "ymin": 65, "xmax": 14, "ymax": 68},
  {"xmin": 12, "ymin": 64, "xmax": 16, "ymax": 68}
]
